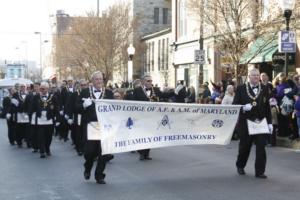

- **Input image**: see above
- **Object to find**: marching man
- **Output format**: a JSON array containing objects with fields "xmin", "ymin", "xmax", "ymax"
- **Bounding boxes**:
[
  {"xmin": 30, "ymin": 82, "xmax": 59, "ymax": 158},
  {"xmin": 233, "ymin": 68, "xmax": 272, "ymax": 179},
  {"xmin": 77, "ymin": 71, "xmax": 114, "ymax": 184}
]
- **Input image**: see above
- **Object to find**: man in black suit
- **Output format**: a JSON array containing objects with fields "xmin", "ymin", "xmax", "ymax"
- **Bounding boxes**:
[
  {"xmin": 133, "ymin": 75, "xmax": 161, "ymax": 161},
  {"xmin": 60, "ymin": 76, "xmax": 74, "ymax": 142},
  {"xmin": 11, "ymin": 83, "xmax": 30, "ymax": 148},
  {"xmin": 233, "ymin": 68, "xmax": 272, "ymax": 179},
  {"xmin": 77, "ymin": 71, "xmax": 113, "ymax": 184},
  {"xmin": 30, "ymin": 82, "xmax": 60, "ymax": 158},
  {"xmin": 2, "ymin": 88, "xmax": 16, "ymax": 145},
  {"xmin": 26, "ymin": 82, "xmax": 40, "ymax": 153}
]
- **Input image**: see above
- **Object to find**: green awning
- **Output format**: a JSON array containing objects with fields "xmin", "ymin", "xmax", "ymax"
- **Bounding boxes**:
[{"xmin": 239, "ymin": 36, "xmax": 278, "ymax": 64}]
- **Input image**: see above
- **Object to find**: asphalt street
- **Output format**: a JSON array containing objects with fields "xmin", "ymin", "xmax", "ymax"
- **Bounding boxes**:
[{"xmin": 0, "ymin": 119, "xmax": 299, "ymax": 200}]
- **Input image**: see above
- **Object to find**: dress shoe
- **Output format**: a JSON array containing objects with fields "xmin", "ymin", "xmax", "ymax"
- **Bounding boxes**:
[
  {"xmin": 237, "ymin": 168, "xmax": 246, "ymax": 175},
  {"xmin": 96, "ymin": 178, "xmax": 106, "ymax": 184},
  {"xmin": 139, "ymin": 155, "xmax": 145, "ymax": 161},
  {"xmin": 106, "ymin": 155, "xmax": 114, "ymax": 162},
  {"xmin": 145, "ymin": 156, "xmax": 152, "ymax": 160},
  {"xmin": 40, "ymin": 154, "xmax": 46, "ymax": 158},
  {"xmin": 255, "ymin": 174, "xmax": 267, "ymax": 179},
  {"xmin": 84, "ymin": 171, "xmax": 90, "ymax": 180},
  {"xmin": 32, "ymin": 149, "xmax": 38, "ymax": 153}
]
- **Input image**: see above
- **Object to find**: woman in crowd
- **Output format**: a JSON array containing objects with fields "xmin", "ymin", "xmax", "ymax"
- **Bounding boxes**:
[{"xmin": 221, "ymin": 85, "xmax": 235, "ymax": 105}]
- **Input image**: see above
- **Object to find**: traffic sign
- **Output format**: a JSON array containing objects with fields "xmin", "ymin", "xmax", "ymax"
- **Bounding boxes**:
[
  {"xmin": 278, "ymin": 31, "xmax": 297, "ymax": 53},
  {"xmin": 194, "ymin": 50, "xmax": 205, "ymax": 64}
]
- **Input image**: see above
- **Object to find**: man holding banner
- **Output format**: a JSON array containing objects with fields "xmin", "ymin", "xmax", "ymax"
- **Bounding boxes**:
[
  {"xmin": 233, "ymin": 68, "xmax": 272, "ymax": 179},
  {"xmin": 77, "ymin": 71, "xmax": 114, "ymax": 184},
  {"xmin": 133, "ymin": 75, "xmax": 160, "ymax": 161}
]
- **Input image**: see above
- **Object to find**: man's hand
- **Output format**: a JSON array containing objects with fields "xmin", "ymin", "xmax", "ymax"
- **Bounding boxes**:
[
  {"xmin": 242, "ymin": 103, "xmax": 252, "ymax": 112},
  {"xmin": 268, "ymin": 124, "xmax": 273, "ymax": 134},
  {"xmin": 6, "ymin": 113, "xmax": 11, "ymax": 120},
  {"xmin": 67, "ymin": 119, "xmax": 73, "ymax": 125},
  {"xmin": 11, "ymin": 98, "xmax": 19, "ymax": 107},
  {"xmin": 83, "ymin": 98, "xmax": 92, "ymax": 108}
]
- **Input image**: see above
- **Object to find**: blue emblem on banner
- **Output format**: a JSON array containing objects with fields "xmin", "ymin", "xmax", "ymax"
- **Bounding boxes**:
[
  {"xmin": 104, "ymin": 124, "xmax": 112, "ymax": 131},
  {"xmin": 212, "ymin": 119, "xmax": 224, "ymax": 128},
  {"xmin": 126, "ymin": 117, "xmax": 134, "ymax": 129},
  {"xmin": 157, "ymin": 115, "xmax": 171, "ymax": 130}
]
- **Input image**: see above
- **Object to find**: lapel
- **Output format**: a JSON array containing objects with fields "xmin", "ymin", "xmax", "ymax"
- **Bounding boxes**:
[{"xmin": 140, "ymin": 86, "xmax": 150, "ymax": 100}]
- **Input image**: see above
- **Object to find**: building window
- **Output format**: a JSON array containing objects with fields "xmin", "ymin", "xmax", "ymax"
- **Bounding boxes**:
[
  {"xmin": 262, "ymin": 0, "xmax": 269, "ymax": 19},
  {"xmin": 154, "ymin": 8, "xmax": 159, "ymax": 24},
  {"xmin": 163, "ymin": 8, "xmax": 168, "ymax": 24},
  {"xmin": 147, "ymin": 43, "xmax": 151, "ymax": 72},
  {"xmin": 162, "ymin": 39, "xmax": 165, "ymax": 70},
  {"xmin": 166, "ymin": 38, "xmax": 169, "ymax": 70},
  {"xmin": 179, "ymin": 0, "xmax": 187, "ymax": 37},
  {"xmin": 158, "ymin": 40, "xmax": 161, "ymax": 71},
  {"xmin": 152, "ymin": 42, "xmax": 155, "ymax": 71}
]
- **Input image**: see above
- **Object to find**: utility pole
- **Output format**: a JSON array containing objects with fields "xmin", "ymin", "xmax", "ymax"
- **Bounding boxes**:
[
  {"xmin": 199, "ymin": 0, "xmax": 204, "ymax": 84},
  {"xmin": 195, "ymin": 0, "xmax": 204, "ymax": 102}
]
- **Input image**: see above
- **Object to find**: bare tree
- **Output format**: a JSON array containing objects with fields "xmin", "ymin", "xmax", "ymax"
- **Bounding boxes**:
[
  {"xmin": 187, "ymin": 0, "xmax": 282, "ymax": 82},
  {"xmin": 53, "ymin": 2, "xmax": 139, "ymax": 82}
]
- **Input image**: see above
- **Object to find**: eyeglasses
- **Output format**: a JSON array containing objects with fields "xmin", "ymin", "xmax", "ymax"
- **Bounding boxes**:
[{"xmin": 146, "ymin": 80, "xmax": 152, "ymax": 82}]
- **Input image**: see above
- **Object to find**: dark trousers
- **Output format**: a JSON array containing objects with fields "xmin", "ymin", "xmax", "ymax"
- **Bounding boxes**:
[
  {"xmin": 37, "ymin": 125, "xmax": 53, "ymax": 154},
  {"xmin": 138, "ymin": 149, "xmax": 150, "ymax": 158},
  {"xmin": 277, "ymin": 113, "xmax": 291, "ymax": 137},
  {"xmin": 236, "ymin": 121, "xmax": 267, "ymax": 175},
  {"xmin": 16, "ymin": 123, "xmax": 29, "ymax": 146},
  {"xmin": 30, "ymin": 124, "xmax": 39, "ymax": 150},
  {"xmin": 75, "ymin": 124, "xmax": 84, "ymax": 153},
  {"xmin": 7, "ymin": 120, "xmax": 16, "ymax": 144},
  {"xmin": 59, "ymin": 119, "xmax": 69, "ymax": 141},
  {"xmin": 83, "ymin": 123, "xmax": 112, "ymax": 180},
  {"xmin": 70, "ymin": 124, "xmax": 76, "ymax": 144}
]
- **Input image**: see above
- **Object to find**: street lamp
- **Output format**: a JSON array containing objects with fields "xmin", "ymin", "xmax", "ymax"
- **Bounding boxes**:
[
  {"xmin": 34, "ymin": 32, "xmax": 42, "ymax": 79},
  {"xmin": 127, "ymin": 44, "xmax": 135, "ymax": 83},
  {"xmin": 279, "ymin": 0, "xmax": 295, "ymax": 76}
]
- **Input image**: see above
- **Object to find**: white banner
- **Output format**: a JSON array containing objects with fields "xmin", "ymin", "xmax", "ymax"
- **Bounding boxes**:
[{"xmin": 95, "ymin": 100, "xmax": 241, "ymax": 154}]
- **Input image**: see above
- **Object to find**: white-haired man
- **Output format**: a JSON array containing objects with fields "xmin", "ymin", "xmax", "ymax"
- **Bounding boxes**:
[
  {"xmin": 233, "ymin": 68, "xmax": 272, "ymax": 179},
  {"xmin": 133, "ymin": 75, "xmax": 162, "ymax": 161},
  {"xmin": 11, "ymin": 83, "xmax": 30, "ymax": 148},
  {"xmin": 30, "ymin": 82, "xmax": 59, "ymax": 158},
  {"xmin": 76, "ymin": 71, "xmax": 114, "ymax": 184}
]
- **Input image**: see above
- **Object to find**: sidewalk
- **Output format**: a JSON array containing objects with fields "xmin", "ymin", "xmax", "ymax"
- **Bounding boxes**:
[{"xmin": 277, "ymin": 136, "xmax": 300, "ymax": 150}]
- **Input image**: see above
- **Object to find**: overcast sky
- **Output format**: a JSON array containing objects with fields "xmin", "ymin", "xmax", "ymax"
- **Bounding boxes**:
[{"xmin": 0, "ymin": 0, "xmax": 115, "ymax": 65}]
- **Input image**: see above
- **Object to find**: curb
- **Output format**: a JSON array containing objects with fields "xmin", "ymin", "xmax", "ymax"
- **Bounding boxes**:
[{"xmin": 276, "ymin": 136, "xmax": 300, "ymax": 149}]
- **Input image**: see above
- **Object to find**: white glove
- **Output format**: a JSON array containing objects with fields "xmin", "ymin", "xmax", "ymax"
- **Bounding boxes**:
[
  {"xmin": 242, "ymin": 103, "xmax": 253, "ymax": 112},
  {"xmin": 55, "ymin": 122, "xmax": 60, "ymax": 127},
  {"xmin": 23, "ymin": 114, "xmax": 29, "ymax": 120},
  {"xmin": 59, "ymin": 110, "xmax": 64, "ymax": 116},
  {"xmin": 64, "ymin": 114, "xmax": 69, "ymax": 120},
  {"xmin": 6, "ymin": 113, "xmax": 11, "ymax": 119},
  {"xmin": 67, "ymin": 119, "xmax": 73, "ymax": 125},
  {"xmin": 11, "ymin": 98, "xmax": 19, "ymax": 107},
  {"xmin": 268, "ymin": 124, "xmax": 273, "ymax": 134},
  {"xmin": 83, "ymin": 98, "xmax": 92, "ymax": 108}
]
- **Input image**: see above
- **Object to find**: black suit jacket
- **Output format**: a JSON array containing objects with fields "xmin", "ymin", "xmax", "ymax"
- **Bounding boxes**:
[
  {"xmin": 76, "ymin": 87, "xmax": 113, "ymax": 124},
  {"xmin": 2, "ymin": 96, "xmax": 12, "ymax": 119},
  {"xmin": 30, "ymin": 93, "xmax": 60, "ymax": 121},
  {"xmin": 133, "ymin": 86, "xmax": 162, "ymax": 102},
  {"xmin": 233, "ymin": 83, "xmax": 271, "ymax": 124}
]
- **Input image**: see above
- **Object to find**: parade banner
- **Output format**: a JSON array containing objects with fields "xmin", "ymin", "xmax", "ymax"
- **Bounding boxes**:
[{"xmin": 95, "ymin": 100, "xmax": 241, "ymax": 154}]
